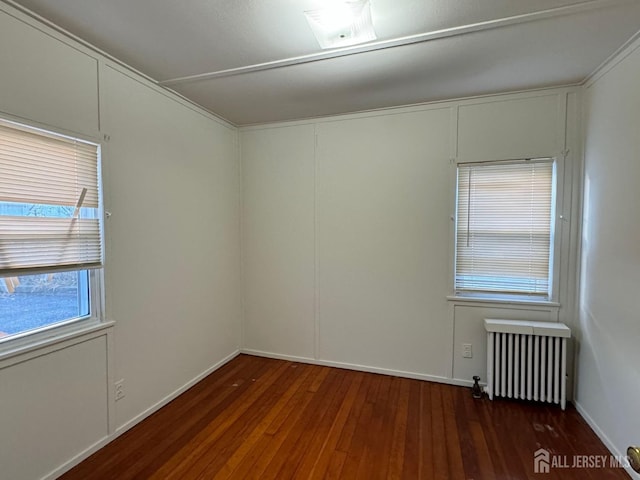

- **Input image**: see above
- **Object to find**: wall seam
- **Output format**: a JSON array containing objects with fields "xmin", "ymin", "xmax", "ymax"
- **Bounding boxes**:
[
  {"xmin": 238, "ymin": 131, "xmax": 245, "ymax": 351},
  {"xmin": 313, "ymin": 124, "xmax": 320, "ymax": 360}
]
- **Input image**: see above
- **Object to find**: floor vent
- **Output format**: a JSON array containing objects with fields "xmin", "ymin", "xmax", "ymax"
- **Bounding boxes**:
[{"xmin": 484, "ymin": 319, "xmax": 571, "ymax": 410}]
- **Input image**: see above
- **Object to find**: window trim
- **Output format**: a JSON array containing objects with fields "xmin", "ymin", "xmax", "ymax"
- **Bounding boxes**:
[
  {"xmin": 0, "ymin": 268, "xmax": 105, "ymax": 355},
  {"xmin": 450, "ymin": 156, "xmax": 563, "ymax": 305},
  {"xmin": 0, "ymin": 318, "xmax": 114, "ymax": 366},
  {"xmin": 0, "ymin": 116, "xmax": 106, "ymax": 353},
  {"xmin": 446, "ymin": 294, "xmax": 560, "ymax": 308}
]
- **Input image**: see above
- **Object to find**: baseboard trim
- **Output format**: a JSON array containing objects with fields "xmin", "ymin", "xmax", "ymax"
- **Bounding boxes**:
[
  {"xmin": 240, "ymin": 348, "xmax": 476, "ymax": 388},
  {"xmin": 41, "ymin": 349, "xmax": 241, "ymax": 480},
  {"xmin": 115, "ymin": 349, "xmax": 241, "ymax": 435},
  {"xmin": 45, "ymin": 350, "xmax": 625, "ymax": 480},
  {"xmin": 41, "ymin": 435, "xmax": 111, "ymax": 480},
  {"xmin": 574, "ymin": 401, "xmax": 639, "ymax": 479}
]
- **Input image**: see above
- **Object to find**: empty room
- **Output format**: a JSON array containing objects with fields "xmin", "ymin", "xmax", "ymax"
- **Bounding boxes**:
[{"xmin": 0, "ymin": 0, "xmax": 639, "ymax": 479}]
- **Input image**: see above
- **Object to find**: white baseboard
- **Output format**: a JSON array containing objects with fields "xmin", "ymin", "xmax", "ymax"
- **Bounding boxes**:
[
  {"xmin": 240, "ymin": 348, "xmax": 476, "ymax": 388},
  {"xmin": 41, "ymin": 349, "xmax": 240, "ymax": 480},
  {"xmin": 574, "ymin": 401, "xmax": 639, "ymax": 479},
  {"xmin": 41, "ymin": 349, "xmax": 636, "ymax": 480},
  {"xmin": 115, "ymin": 349, "xmax": 241, "ymax": 435},
  {"xmin": 42, "ymin": 435, "xmax": 111, "ymax": 480}
]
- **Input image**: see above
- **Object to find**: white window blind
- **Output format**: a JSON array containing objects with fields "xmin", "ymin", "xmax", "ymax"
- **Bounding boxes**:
[
  {"xmin": 0, "ymin": 120, "xmax": 102, "ymax": 276},
  {"xmin": 455, "ymin": 159, "xmax": 554, "ymax": 298}
]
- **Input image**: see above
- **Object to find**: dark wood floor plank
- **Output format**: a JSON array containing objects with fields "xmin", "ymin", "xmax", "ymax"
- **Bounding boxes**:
[
  {"xmin": 478, "ymin": 397, "xmax": 531, "ymax": 480},
  {"xmin": 235, "ymin": 366, "xmax": 325, "ymax": 480},
  {"xmin": 148, "ymin": 359, "xmax": 291, "ymax": 480},
  {"xmin": 324, "ymin": 451, "xmax": 348, "ymax": 480},
  {"xmin": 262, "ymin": 371, "xmax": 338, "ymax": 478},
  {"xmin": 469, "ymin": 420, "xmax": 496, "ymax": 480},
  {"xmin": 339, "ymin": 373, "xmax": 377, "ymax": 480},
  {"xmin": 355, "ymin": 373, "xmax": 393, "ymax": 480},
  {"xmin": 63, "ymin": 354, "xmax": 266, "ymax": 480},
  {"xmin": 340, "ymin": 400, "xmax": 373, "ymax": 479},
  {"xmin": 59, "ymin": 355, "xmax": 630, "ymax": 480},
  {"xmin": 135, "ymin": 357, "xmax": 277, "ymax": 479},
  {"xmin": 452, "ymin": 386, "xmax": 479, "ymax": 479},
  {"xmin": 292, "ymin": 371, "xmax": 357, "ymax": 479},
  {"xmin": 264, "ymin": 366, "xmax": 330, "ymax": 436},
  {"xmin": 278, "ymin": 372, "xmax": 352, "ymax": 479},
  {"xmin": 401, "ymin": 380, "xmax": 421, "ymax": 479},
  {"xmin": 184, "ymin": 363, "xmax": 312, "ymax": 479},
  {"xmin": 303, "ymin": 371, "xmax": 364, "ymax": 479},
  {"xmin": 211, "ymin": 364, "xmax": 316, "ymax": 480},
  {"xmin": 335, "ymin": 372, "xmax": 372, "ymax": 453},
  {"xmin": 442, "ymin": 386, "xmax": 467, "ymax": 480},
  {"xmin": 429, "ymin": 383, "xmax": 449, "ymax": 480},
  {"xmin": 385, "ymin": 377, "xmax": 410, "ymax": 480}
]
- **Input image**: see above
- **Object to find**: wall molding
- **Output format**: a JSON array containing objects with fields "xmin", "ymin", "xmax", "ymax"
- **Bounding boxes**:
[
  {"xmin": 240, "ymin": 351, "xmax": 638, "ymax": 479},
  {"xmin": 574, "ymin": 401, "xmax": 640, "ymax": 479},
  {"xmin": 0, "ymin": 0, "xmax": 236, "ymax": 130},
  {"xmin": 114, "ymin": 349, "xmax": 241, "ymax": 435},
  {"xmin": 241, "ymin": 348, "xmax": 477, "ymax": 388},
  {"xmin": 584, "ymin": 29, "xmax": 640, "ymax": 88},
  {"xmin": 238, "ymin": 85, "xmax": 581, "ymax": 131},
  {"xmin": 41, "ymin": 349, "xmax": 241, "ymax": 480},
  {"xmin": 0, "ymin": 322, "xmax": 114, "ymax": 368},
  {"xmin": 160, "ymin": 0, "xmax": 626, "ymax": 87},
  {"xmin": 38, "ymin": 350, "xmax": 635, "ymax": 480},
  {"xmin": 41, "ymin": 436, "xmax": 111, "ymax": 480},
  {"xmin": 101, "ymin": 62, "xmax": 237, "ymax": 132}
]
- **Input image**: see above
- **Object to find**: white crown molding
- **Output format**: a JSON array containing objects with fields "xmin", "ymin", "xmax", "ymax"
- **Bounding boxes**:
[
  {"xmin": 0, "ymin": 0, "xmax": 238, "ymax": 128},
  {"xmin": 238, "ymin": 84, "xmax": 581, "ymax": 130},
  {"xmin": 583, "ymin": 28, "xmax": 640, "ymax": 88}
]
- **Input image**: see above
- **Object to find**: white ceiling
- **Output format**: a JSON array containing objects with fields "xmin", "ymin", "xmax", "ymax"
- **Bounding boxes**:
[{"xmin": 9, "ymin": 0, "xmax": 640, "ymax": 125}]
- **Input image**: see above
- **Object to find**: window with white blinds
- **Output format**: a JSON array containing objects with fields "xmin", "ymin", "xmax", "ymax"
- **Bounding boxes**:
[
  {"xmin": 0, "ymin": 119, "xmax": 102, "ymax": 276},
  {"xmin": 455, "ymin": 159, "xmax": 555, "ymax": 298}
]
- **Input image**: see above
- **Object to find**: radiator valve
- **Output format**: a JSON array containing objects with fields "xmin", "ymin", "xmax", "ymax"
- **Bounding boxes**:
[{"xmin": 472, "ymin": 376, "xmax": 483, "ymax": 399}]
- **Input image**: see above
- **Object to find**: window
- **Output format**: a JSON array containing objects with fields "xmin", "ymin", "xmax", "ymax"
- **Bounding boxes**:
[
  {"xmin": 0, "ymin": 119, "xmax": 103, "ymax": 343},
  {"xmin": 454, "ymin": 158, "xmax": 555, "ymax": 300}
]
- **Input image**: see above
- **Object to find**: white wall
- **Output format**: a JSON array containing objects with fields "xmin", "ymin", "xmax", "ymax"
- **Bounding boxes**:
[
  {"xmin": 241, "ymin": 89, "xmax": 581, "ymax": 386},
  {"xmin": 4, "ymin": 1, "xmax": 628, "ymax": 478},
  {"xmin": 316, "ymin": 110, "xmax": 452, "ymax": 376},
  {"xmin": 241, "ymin": 125, "xmax": 316, "ymax": 358},
  {"xmin": 0, "ymin": 333, "xmax": 109, "ymax": 480},
  {"xmin": 0, "ymin": 3, "xmax": 241, "ymax": 479},
  {"xmin": 576, "ymin": 39, "xmax": 640, "ymax": 475},
  {"xmin": 102, "ymin": 65, "xmax": 241, "ymax": 430},
  {"xmin": 0, "ymin": 8, "xmax": 99, "ymax": 137}
]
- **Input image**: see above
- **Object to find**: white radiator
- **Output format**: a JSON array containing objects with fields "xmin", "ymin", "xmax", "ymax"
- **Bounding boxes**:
[{"xmin": 484, "ymin": 319, "xmax": 571, "ymax": 410}]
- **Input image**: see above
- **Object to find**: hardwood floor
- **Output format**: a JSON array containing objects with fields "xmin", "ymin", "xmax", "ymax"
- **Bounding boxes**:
[{"xmin": 60, "ymin": 354, "xmax": 629, "ymax": 479}]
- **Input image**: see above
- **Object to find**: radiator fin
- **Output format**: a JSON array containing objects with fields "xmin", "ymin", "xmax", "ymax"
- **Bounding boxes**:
[{"xmin": 485, "ymin": 319, "xmax": 570, "ymax": 410}]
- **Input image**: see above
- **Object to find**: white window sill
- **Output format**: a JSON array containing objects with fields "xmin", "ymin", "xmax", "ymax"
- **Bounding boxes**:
[
  {"xmin": 447, "ymin": 295, "xmax": 560, "ymax": 308},
  {"xmin": 0, "ymin": 319, "xmax": 114, "ymax": 363}
]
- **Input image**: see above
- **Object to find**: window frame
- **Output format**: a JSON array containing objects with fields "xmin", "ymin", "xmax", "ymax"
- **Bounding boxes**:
[
  {"xmin": 0, "ymin": 116, "xmax": 106, "ymax": 355},
  {"xmin": 451, "ymin": 156, "xmax": 563, "ymax": 305}
]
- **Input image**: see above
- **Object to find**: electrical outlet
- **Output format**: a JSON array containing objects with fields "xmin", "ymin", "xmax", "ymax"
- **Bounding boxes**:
[
  {"xmin": 115, "ymin": 379, "xmax": 125, "ymax": 401},
  {"xmin": 462, "ymin": 343, "xmax": 473, "ymax": 358}
]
